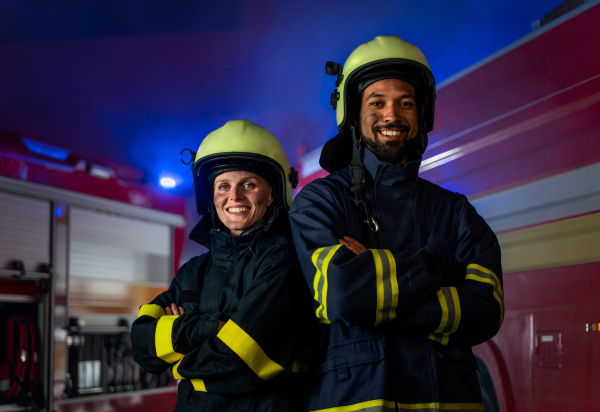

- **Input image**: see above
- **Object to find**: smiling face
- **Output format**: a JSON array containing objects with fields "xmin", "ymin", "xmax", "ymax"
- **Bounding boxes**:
[
  {"xmin": 213, "ymin": 170, "xmax": 273, "ymax": 236},
  {"xmin": 359, "ymin": 78, "xmax": 419, "ymax": 165}
]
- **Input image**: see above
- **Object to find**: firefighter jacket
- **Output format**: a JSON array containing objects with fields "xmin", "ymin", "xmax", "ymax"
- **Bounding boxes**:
[
  {"xmin": 289, "ymin": 146, "xmax": 504, "ymax": 412},
  {"xmin": 131, "ymin": 218, "xmax": 315, "ymax": 412}
]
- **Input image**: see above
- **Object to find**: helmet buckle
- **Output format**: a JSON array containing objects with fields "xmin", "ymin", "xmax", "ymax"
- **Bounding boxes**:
[
  {"xmin": 288, "ymin": 168, "xmax": 299, "ymax": 189},
  {"xmin": 180, "ymin": 148, "xmax": 197, "ymax": 168},
  {"xmin": 329, "ymin": 90, "xmax": 340, "ymax": 110}
]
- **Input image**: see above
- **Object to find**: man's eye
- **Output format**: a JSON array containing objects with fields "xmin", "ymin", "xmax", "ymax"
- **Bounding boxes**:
[{"xmin": 400, "ymin": 101, "xmax": 414, "ymax": 108}]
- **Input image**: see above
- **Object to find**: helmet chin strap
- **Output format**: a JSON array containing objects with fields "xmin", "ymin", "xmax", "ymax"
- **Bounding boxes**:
[{"xmin": 349, "ymin": 123, "xmax": 379, "ymax": 233}]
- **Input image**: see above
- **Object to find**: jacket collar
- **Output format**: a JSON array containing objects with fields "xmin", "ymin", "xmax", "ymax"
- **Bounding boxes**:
[{"xmin": 360, "ymin": 143, "xmax": 422, "ymax": 186}]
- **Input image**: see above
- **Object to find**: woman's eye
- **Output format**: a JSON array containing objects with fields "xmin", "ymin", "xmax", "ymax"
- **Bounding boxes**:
[
  {"xmin": 244, "ymin": 182, "xmax": 256, "ymax": 189},
  {"xmin": 218, "ymin": 184, "xmax": 229, "ymax": 190}
]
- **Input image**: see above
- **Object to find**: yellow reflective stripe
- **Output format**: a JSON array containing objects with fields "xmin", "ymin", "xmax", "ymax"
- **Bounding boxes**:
[
  {"xmin": 312, "ymin": 247, "xmax": 325, "ymax": 318},
  {"xmin": 137, "ymin": 304, "xmax": 165, "ymax": 319},
  {"xmin": 433, "ymin": 289, "xmax": 449, "ymax": 333},
  {"xmin": 155, "ymin": 315, "xmax": 184, "ymax": 364},
  {"xmin": 310, "ymin": 400, "xmax": 483, "ymax": 412},
  {"xmin": 286, "ymin": 348, "xmax": 311, "ymax": 373},
  {"xmin": 172, "ymin": 359, "xmax": 183, "ymax": 379},
  {"xmin": 217, "ymin": 320, "xmax": 284, "ymax": 380},
  {"xmin": 465, "ymin": 264, "xmax": 505, "ymax": 326},
  {"xmin": 373, "ymin": 250, "xmax": 384, "ymax": 326},
  {"xmin": 311, "ymin": 398, "xmax": 396, "ymax": 412},
  {"xmin": 429, "ymin": 287, "xmax": 460, "ymax": 346},
  {"xmin": 311, "ymin": 245, "xmax": 342, "ymax": 321},
  {"xmin": 172, "ymin": 359, "xmax": 207, "ymax": 392},
  {"xmin": 190, "ymin": 379, "xmax": 207, "ymax": 392},
  {"xmin": 372, "ymin": 249, "xmax": 399, "ymax": 326},
  {"xmin": 448, "ymin": 287, "xmax": 461, "ymax": 334},
  {"xmin": 386, "ymin": 250, "xmax": 399, "ymax": 323}
]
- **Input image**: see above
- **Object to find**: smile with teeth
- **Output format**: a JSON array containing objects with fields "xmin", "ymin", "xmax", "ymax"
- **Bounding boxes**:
[
  {"xmin": 379, "ymin": 129, "xmax": 403, "ymax": 136},
  {"xmin": 228, "ymin": 207, "xmax": 250, "ymax": 213}
]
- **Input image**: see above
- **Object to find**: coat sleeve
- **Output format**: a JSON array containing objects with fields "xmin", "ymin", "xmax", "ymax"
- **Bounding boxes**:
[
  {"xmin": 130, "ymin": 256, "xmax": 220, "ymax": 375},
  {"xmin": 397, "ymin": 196, "xmax": 504, "ymax": 347},
  {"xmin": 167, "ymin": 242, "xmax": 314, "ymax": 395},
  {"xmin": 289, "ymin": 182, "xmax": 503, "ymax": 347}
]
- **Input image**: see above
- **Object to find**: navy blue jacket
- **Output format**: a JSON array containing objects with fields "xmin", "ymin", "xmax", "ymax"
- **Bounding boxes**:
[
  {"xmin": 131, "ymin": 222, "xmax": 315, "ymax": 412},
  {"xmin": 289, "ymin": 147, "xmax": 503, "ymax": 411}
]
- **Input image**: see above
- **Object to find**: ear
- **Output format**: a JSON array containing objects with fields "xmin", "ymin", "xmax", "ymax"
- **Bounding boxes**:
[{"xmin": 267, "ymin": 189, "xmax": 274, "ymax": 206}]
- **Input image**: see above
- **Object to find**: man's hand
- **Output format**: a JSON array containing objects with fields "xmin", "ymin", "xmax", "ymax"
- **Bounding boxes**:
[
  {"xmin": 165, "ymin": 303, "xmax": 185, "ymax": 316},
  {"xmin": 338, "ymin": 235, "xmax": 367, "ymax": 255}
]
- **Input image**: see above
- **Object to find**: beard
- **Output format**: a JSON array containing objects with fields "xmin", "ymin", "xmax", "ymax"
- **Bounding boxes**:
[
  {"xmin": 361, "ymin": 122, "xmax": 412, "ymax": 165},
  {"xmin": 363, "ymin": 137, "xmax": 409, "ymax": 165}
]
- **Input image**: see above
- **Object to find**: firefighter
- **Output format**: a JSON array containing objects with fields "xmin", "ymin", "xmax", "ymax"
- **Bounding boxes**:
[
  {"xmin": 289, "ymin": 36, "xmax": 504, "ymax": 411},
  {"xmin": 131, "ymin": 120, "xmax": 314, "ymax": 411}
]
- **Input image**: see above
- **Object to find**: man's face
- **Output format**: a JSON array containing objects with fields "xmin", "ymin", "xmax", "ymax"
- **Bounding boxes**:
[{"xmin": 359, "ymin": 78, "xmax": 419, "ymax": 165}]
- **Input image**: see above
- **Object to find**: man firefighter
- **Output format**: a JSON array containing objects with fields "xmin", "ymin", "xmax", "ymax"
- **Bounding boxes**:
[{"xmin": 289, "ymin": 36, "xmax": 504, "ymax": 411}]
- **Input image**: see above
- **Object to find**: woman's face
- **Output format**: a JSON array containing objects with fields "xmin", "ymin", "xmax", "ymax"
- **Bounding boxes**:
[{"xmin": 213, "ymin": 170, "xmax": 273, "ymax": 236}]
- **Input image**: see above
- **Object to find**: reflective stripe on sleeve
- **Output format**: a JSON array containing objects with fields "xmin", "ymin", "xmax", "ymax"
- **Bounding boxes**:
[
  {"xmin": 308, "ymin": 399, "xmax": 483, "ymax": 411},
  {"xmin": 372, "ymin": 249, "xmax": 399, "ymax": 326},
  {"xmin": 172, "ymin": 359, "xmax": 207, "ymax": 392},
  {"xmin": 217, "ymin": 319, "xmax": 284, "ymax": 381},
  {"xmin": 429, "ymin": 287, "xmax": 461, "ymax": 345},
  {"xmin": 465, "ymin": 263, "xmax": 505, "ymax": 326},
  {"xmin": 137, "ymin": 304, "xmax": 165, "ymax": 319},
  {"xmin": 311, "ymin": 244, "xmax": 342, "ymax": 321},
  {"xmin": 155, "ymin": 315, "xmax": 185, "ymax": 364}
]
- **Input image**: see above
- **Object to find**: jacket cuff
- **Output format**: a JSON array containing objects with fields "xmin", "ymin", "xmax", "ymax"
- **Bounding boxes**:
[{"xmin": 192, "ymin": 313, "xmax": 220, "ymax": 345}]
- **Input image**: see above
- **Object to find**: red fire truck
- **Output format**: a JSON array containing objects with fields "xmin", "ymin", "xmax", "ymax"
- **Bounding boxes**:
[
  {"xmin": 297, "ymin": 1, "xmax": 600, "ymax": 411},
  {"xmin": 0, "ymin": 131, "xmax": 186, "ymax": 411}
]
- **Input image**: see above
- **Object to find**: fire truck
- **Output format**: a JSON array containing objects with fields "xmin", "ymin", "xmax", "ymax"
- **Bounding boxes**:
[
  {"xmin": 0, "ymin": 131, "xmax": 186, "ymax": 411},
  {"xmin": 297, "ymin": 1, "xmax": 600, "ymax": 411}
]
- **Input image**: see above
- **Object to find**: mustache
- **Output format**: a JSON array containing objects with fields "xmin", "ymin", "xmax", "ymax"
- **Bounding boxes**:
[{"xmin": 373, "ymin": 122, "xmax": 409, "ymax": 132}]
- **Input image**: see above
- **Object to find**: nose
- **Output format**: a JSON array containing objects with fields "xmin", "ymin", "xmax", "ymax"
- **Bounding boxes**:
[
  {"xmin": 229, "ymin": 185, "xmax": 242, "ymax": 200},
  {"xmin": 382, "ymin": 102, "xmax": 401, "ymax": 122}
]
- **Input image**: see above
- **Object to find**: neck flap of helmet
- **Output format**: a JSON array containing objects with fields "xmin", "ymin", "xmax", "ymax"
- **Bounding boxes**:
[{"xmin": 348, "ymin": 121, "xmax": 379, "ymax": 233}]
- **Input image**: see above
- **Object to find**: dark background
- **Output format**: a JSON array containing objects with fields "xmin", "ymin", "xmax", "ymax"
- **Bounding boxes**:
[{"xmin": 0, "ymin": 0, "xmax": 566, "ymax": 195}]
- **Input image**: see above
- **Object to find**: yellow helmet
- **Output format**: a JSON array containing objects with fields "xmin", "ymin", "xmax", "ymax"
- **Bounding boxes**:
[
  {"xmin": 192, "ymin": 120, "xmax": 298, "ymax": 217},
  {"xmin": 321, "ymin": 36, "xmax": 436, "ymax": 172}
]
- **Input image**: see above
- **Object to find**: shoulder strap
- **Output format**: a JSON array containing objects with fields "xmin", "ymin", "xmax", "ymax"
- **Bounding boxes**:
[{"xmin": 349, "ymin": 124, "xmax": 379, "ymax": 232}]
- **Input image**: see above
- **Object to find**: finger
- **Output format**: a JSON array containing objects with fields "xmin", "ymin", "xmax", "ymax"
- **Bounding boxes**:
[
  {"xmin": 344, "ymin": 236, "xmax": 366, "ymax": 253},
  {"xmin": 170, "ymin": 303, "xmax": 180, "ymax": 315},
  {"xmin": 339, "ymin": 238, "xmax": 358, "ymax": 255},
  {"xmin": 343, "ymin": 236, "xmax": 359, "ymax": 247},
  {"xmin": 179, "ymin": 306, "xmax": 185, "ymax": 314},
  {"xmin": 344, "ymin": 244, "xmax": 360, "ymax": 255},
  {"xmin": 165, "ymin": 306, "xmax": 173, "ymax": 315}
]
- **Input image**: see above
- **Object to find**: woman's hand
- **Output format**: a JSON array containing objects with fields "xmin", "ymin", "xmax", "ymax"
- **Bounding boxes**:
[
  {"xmin": 338, "ymin": 235, "xmax": 367, "ymax": 255},
  {"xmin": 165, "ymin": 303, "xmax": 226, "ymax": 332},
  {"xmin": 165, "ymin": 303, "xmax": 185, "ymax": 316}
]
